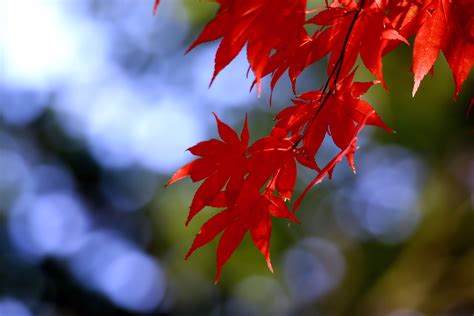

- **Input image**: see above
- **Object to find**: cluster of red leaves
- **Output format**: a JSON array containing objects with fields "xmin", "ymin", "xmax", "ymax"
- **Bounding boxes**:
[{"xmin": 155, "ymin": 0, "xmax": 473, "ymax": 282}]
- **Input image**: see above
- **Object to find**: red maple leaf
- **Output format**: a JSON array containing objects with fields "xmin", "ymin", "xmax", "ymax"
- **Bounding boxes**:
[
  {"xmin": 154, "ymin": 0, "xmax": 473, "ymax": 283},
  {"xmin": 307, "ymin": 0, "xmax": 409, "ymax": 88},
  {"xmin": 411, "ymin": 0, "xmax": 474, "ymax": 98},
  {"xmin": 276, "ymin": 71, "xmax": 393, "ymax": 172},
  {"xmin": 293, "ymin": 108, "xmax": 377, "ymax": 214},
  {"xmin": 185, "ymin": 0, "xmax": 307, "ymax": 95},
  {"xmin": 153, "ymin": 0, "xmax": 160, "ymax": 15},
  {"xmin": 169, "ymin": 114, "xmax": 299, "ymax": 282},
  {"xmin": 166, "ymin": 113, "xmax": 249, "ymax": 225},
  {"xmin": 259, "ymin": 0, "xmax": 413, "ymax": 96},
  {"xmin": 185, "ymin": 184, "xmax": 297, "ymax": 283}
]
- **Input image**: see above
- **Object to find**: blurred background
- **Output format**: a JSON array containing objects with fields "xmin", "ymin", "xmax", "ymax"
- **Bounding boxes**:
[{"xmin": 0, "ymin": 0, "xmax": 473, "ymax": 315}]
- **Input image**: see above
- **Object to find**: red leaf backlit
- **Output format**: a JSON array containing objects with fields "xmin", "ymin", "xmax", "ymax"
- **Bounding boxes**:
[
  {"xmin": 412, "ymin": 0, "xmax": 474, "ymax": 98},
  {"xmin": 156, "ymin": 0, "xmax": 473, "ymax": 282}
]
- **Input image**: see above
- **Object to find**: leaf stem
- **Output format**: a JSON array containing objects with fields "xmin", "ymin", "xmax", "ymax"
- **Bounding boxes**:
[{"xmin": 291, "ymin": 0, "xmax": 366, "ymax": 150}]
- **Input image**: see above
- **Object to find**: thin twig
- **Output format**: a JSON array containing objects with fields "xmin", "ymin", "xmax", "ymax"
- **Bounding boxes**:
[{"xmin": 291, "ymin": 0, "xmax": 366, "ymax": 149}]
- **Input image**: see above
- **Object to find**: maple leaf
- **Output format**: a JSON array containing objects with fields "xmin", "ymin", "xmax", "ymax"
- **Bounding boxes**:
[
  {"xmin": 168, "ymin": 114, "xmax": 299, "ymax": 282},
  {"xmin": 185, "ymin": 184, "xmax": 297, "ymax": 283},
  {"xmin": 293, "ymin": 108, "xmax": 376, "ymax": 214},
  {"xmin": 384, "ymin": 0, "xmax": 425, "ymax": 54},
  {"xmin": 307, "ymin": 0, "xmax": 409, "ymax": 88},
  {"xmin": 246, "ymin": 129, "xmax": 297, "ymax": 187},
  {"xmin": 411, "ymin": 0, "xmax": 474, "ymax": 98},
  {"xmin": 276, "ymin": 71, "xmax": 393, "ymax": 172},
  {"xmin": 153, "ymin": 0, "xmax": 160, "ymax": 16},
  {"xmin": 156, "ymin": 0, "xmax": 473, "ymax": 284},
  {"xmin": 259, "ymin": 0, "xmax": 414, "ymax": 96},
  {"xmin": 186, "ymin": 0, "xmax": 307, "ymax": 95},
  {"xmin": 166, "ymin": 113, "xmax": 249, "ymax": 225},
  {"xmin": 250, "ymin": 27, "xmax": 313, "ymax": 95}
]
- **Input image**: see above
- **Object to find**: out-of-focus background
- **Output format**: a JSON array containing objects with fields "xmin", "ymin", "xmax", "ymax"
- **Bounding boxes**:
[{"xmin": 0, "ymin": 0, "xmax": 473, "ymax": 315}]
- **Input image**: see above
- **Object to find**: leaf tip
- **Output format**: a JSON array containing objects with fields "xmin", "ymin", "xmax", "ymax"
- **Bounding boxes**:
[
  {"xmin": 185, "ymin": 216, "xmax": 192, "ymax": 227},
  {"xmin": 289, "ymin": 213, "xmax": 300, "ymax": 224},
  {"xmin": 153, "ymin": 0, "xmax": 160, "ymax": 16},
  {"xmin": 266, "ymin": 256, "xmax": 274, "ymax": 273},
  {"xmin": 184, "ymin": 245, "xmax": 193, "ymax": 261},
  {"xmin": 412, "ymin": 80, "xmax": 421, "ymax": 97},
  {"xmin": 164, "ymin": 178, "xmax": 173, "ymax": 187},
  {"xmin": 256, "ymin": 80, "xmax": 262, "ymax": 98}
]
